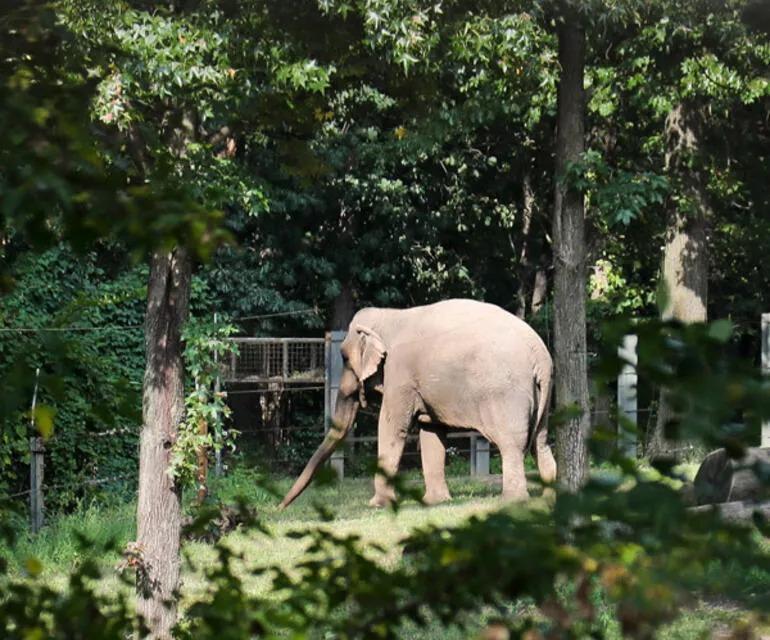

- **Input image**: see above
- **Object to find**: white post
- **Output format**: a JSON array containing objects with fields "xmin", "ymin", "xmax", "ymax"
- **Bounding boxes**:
[
  {"xmin": 617, "ymin": 334, "xmax": 638, "ymax": 458},
  {"xmin": 469, "ymin": 434, "xmax": 490, "ymax": 476},
  {"xmin": 475, "ymin": 436, "xmax": 490, "ymax": 476},
  {"xmin": 762, "ymin": 314, "xmax": 770, "ymax": 447}
]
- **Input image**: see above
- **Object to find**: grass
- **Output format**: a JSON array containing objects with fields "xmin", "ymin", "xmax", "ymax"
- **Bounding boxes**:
[
  {"xmin": 3, "ymin": 467, "xmax": 505, "ymax": 593},
  {"xmin": 3, "ymin": 464, "xmax": 769, "ymax": 638},
  {"xmin": 6, "ymin": 499, "xmax": 135, "ymax": 572}
]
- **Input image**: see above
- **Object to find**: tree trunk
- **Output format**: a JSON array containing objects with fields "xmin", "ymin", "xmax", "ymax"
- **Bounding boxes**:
[
  {"xmin": 552, "ymin": 20, "xmax": 590, "ymax": 492},
  {"xmin": 531, "ymin": 268, "xmax": 548, "ymax": 316},
  {"xmin": 332, "ymin": 281, "xmax": 355, "ymax": 331},
  {"xmin": 516, "ymin": 170, "xmax": 536, "ymax": 319},
  {"xmin": 260, "ymin": 380, "xmax": 284, "ymax": 449},
  {"xmin": 136, "ymin": 248, "xmax": 191, "ymax": 639},
  {"xmin": 649, "ymin": 103, "xmax": 710, "ymax": 458},
  {"xmin": 196, "ymin": 414, "xmax": 208, "ymax": 505}
]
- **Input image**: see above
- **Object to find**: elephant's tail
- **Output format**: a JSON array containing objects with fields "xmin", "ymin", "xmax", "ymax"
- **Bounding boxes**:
[
  {"xmin": 533, "ymin": 374, "xmax": 551, "ymax": 442},
  {"xmin": 528, "ymin": 354, "xmax": 553, "ymax": 461}
]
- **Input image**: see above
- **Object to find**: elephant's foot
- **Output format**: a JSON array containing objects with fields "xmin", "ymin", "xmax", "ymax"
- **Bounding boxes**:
[
  {"xmin": 368, "ymin": 493, "xmax": 394, "ymax": 508},
  {"xmin": 422, "ymin": 490, "xmax": 452, "ymax": 506}
]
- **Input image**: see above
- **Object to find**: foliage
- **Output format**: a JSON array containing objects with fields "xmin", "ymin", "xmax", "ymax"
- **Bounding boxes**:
[
  {"xmin": 0, "ymin": 246, "xmax": 146, "ymax": 510},
  {"xmin": 170, "ymin": 317, "xmax": 239, "ymax": 488},
  {"xmin": 587, "ymin": 0, "xmax": 770, "ymax": 334},
  {"xmin": 565, "ymin": 150, "xmax": 669, "ymax": 227},
  {"xmin": 0, "ymin": 1, "xmax": 227, "ymax": 261}
]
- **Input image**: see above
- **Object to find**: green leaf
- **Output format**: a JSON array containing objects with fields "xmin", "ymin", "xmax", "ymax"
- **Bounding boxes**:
[
  {"xmin": 708, "ymin": 319, "xmax": 733, "ymax": 343},
  {"xmin": 33, "ymin": 405, "xmax": 56, "ymax": 439}
]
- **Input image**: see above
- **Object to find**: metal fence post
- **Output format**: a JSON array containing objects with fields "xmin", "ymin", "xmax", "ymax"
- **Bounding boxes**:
[
  {"xmin": 617, "ymin": 334, "xmax": 638, "ymax": 458},
  {"xmin": 29, "ymin": 368, "xmax": 44, "ymax": 533},
  {"xmin": 762, "ymin": 314, "xmax": 770, "ymax": 447},
  {"xmin": 214, "ymin": 313, "xmax": 223, "ymax": 476},
  {"xmin": 324, "ymin": 333, "xmax": 330, "ymax": 435},
  {"xmin": 214, "ymin": 370, "xmax": 223, "ymax": 476},
  {"xmin": 326, "ymin": 331, "xmax": 346, "ymax": 478}
]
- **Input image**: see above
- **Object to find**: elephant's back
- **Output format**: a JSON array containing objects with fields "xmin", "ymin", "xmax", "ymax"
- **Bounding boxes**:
[
  {"xmin": 396, "ymin": 299, "xmax": 550, "ymax": 377},
  {"xmin": 403, "ymin": 299, "xmax": 545, "ymax": 349}
]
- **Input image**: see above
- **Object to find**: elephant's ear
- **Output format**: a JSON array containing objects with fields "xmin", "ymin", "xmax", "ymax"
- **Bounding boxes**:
[{"xmin": 354, "ymin": 324, "xmax": 386, "ymax": 382}]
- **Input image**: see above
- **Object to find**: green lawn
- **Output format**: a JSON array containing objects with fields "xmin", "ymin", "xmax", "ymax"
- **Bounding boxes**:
[
  {"xmin": 6, "ymin": 470, "xmax": 506, "ymax": 599},
  {"xmin": 4, "ymin": 466, "xmax": 768, "ymax": 638}
]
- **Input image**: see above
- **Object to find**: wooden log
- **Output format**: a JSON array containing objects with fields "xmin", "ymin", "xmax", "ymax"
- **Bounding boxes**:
[
  {"xmin": 693, "ymin": 447, "xmax": 770, "ymax": 505},
  {"xmin": 689, "ymin": 500, "xmax": 770, "ymax": 523}
]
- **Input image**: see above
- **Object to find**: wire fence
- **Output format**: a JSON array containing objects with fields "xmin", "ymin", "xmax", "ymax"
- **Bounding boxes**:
[
  {"xmin": 226, "ymin": 338, "xmax": 325, "ymax": 383},
  {"xmin": 226, "ymin": 386, "xmax": 326, "ymax": 395},
  {"xmin": 0, "ymin": 390, "xmax": 674, "ymax": 535},
  {"xmin": 1, "ymin": 472, "xmax": 136, "ymax": 503},
  {"xmin": 0, "ymin": 307, "xmax": 320, "ymax": 334}
]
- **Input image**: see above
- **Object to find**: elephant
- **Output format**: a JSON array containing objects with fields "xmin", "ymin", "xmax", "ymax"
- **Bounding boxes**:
[{"xmin": 279, "ymin": 298, "xmax": 555, "ymax": 509}]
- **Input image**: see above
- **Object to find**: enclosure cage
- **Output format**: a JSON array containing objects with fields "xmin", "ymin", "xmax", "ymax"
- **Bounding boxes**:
[{"xmin": 222, "ymin": 337, "xmax": 326, "ymax": 384}]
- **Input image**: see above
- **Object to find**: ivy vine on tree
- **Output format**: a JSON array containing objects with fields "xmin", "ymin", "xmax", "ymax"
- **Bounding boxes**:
[{"xmin": 170, "ymin": 317, "xmax": 239, "ymax": 489}]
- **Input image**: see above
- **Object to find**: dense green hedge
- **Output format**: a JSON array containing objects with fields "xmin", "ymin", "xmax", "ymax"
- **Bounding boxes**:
[{"xmin": 0, "ymin": 246, "xmax": 146, "ymax": 510}]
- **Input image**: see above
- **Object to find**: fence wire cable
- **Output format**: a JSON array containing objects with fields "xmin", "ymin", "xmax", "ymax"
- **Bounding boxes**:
[
  {"xmin": 0, "ymin": 324, "xmax": 144, "ymax": 333},
  {"xmin": 233, "ymin": 308, "xmax": 319, "ymax": 321},
  {"xmin": 0, "ymin": 307, "xmax": 319, "ymax": 334},
  {"xmin": 225, "ymin": 386, "xmax": 325, "ymax": 395},
  {"xmin": 1, "ymin": 472, "xmax": 136, "ymax": 503}
]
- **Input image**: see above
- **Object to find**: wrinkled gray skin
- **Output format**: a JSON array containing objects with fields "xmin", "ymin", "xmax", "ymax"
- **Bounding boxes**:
[{"xmin": 279, "ymin": 299, "xmax": 555, "ymax": 509}]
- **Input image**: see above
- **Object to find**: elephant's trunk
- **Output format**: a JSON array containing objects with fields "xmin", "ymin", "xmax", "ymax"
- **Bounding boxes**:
[{"xmin": 278, "ymin": 399, "xmax": 358, "ymax": 509}]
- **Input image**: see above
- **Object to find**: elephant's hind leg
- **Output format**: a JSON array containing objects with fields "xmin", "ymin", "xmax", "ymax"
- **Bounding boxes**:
[
  {"xmin": 499, "ymin": 446, "xmax": 528, "ymax": 501},
  {"xmin": 419, "ymin": 425, "xmax": 451, "ymax": 505},
  {"xmin": 492, "ymin": 404, "xmax": 531, "ymax": 502}
]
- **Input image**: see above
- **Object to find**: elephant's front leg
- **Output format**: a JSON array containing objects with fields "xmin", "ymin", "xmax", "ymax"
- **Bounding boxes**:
[
  {"xmin": 419, "ymin": 425, "xmax": 451, "ymax": 505},
  {"xmin": 370, "ymin": 395, "xmax": 413, "ymax": 508}
]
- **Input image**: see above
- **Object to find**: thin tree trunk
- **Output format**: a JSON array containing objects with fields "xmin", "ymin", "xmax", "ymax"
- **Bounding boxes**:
[
  {"xmin": 649, "ymin": 103, "xmax": 710, "ymax": 458},
  {"xmin": 552, "ymin": 20, "xmax": 590, "ymax": 492},
  {"xmin": 196, "ymin": 414, "xmax": 208, "ymax": 504},
  {"xmin": 260, "ymin": 380, "xmax": 284, "ymax": 449},
  {"xmin": 332, "ymin": 281, "xmax": 355, "ymax": 331},
  {"xmin": 531, "ymin": 268, "xmax": 548, "ymax": 316},
  {"xmin": 136, "ymin": 248, "xmax": 191, "ymax": 639},
  {"xmin": 516, "ymin": 171, "xmax": 536, "ymax": 319}
]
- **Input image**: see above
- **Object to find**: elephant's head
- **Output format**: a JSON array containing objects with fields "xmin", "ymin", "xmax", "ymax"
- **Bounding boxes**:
[{"xmin": 278, "ymin": 319, "xmax": 386, "ymax": 509}]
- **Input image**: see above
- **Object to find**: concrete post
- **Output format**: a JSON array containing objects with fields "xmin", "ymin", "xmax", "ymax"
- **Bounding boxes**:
[{"xmin": 617, "ymin": 334, "xmax": 638, "ymax": 458}]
